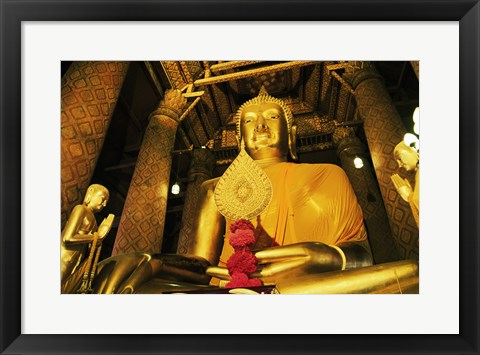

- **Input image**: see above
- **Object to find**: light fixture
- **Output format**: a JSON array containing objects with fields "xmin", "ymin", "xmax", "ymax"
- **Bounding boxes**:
[
  {"xmin": 171, "ymin": 153, "xmax": 182, "ymax": 195},
  {"xmin": 412, "ymin": 107, "xmax": 419, "ymax": 135},
  {"xmin": 403, "ymin": 133, "xmax": 419, "ymax": 151},
  {"xmin": 171, "ymin": 182, "xmax": 180, "ymax": 195},
  {"xmin": 353, "ymin": 156, "xmax": 364, "ymax": 169}
]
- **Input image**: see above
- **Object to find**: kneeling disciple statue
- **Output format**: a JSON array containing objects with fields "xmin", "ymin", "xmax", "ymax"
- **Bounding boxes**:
[
  {"xmin": 391, "ymin": 141, "xmax": 420, "ymax": 226},
  {"xmin": 61, "ymin": 184, "xmax": 114, "ymax": 293}
]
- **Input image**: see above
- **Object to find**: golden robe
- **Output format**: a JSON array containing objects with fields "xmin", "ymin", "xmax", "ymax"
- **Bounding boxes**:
[{"xmin": 218, "ymin": 163, "xmax": 366, "ymax": 267}]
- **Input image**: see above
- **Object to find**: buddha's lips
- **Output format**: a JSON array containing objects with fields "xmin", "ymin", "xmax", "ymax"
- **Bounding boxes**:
[{"xmin": 252, "ymin": 130, "xmax": 271, "ymax": 141}]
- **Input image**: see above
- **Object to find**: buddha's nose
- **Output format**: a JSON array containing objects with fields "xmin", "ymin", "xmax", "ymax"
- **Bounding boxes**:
[{"xmin": 255, "ymin": 114, "xmax": 268, "ymax": 131}]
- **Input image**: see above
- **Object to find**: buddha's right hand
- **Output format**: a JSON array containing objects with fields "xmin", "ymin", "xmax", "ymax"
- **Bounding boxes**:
[
  {"xmin": 205, "ymin": 266, "xmax": 230, "ymax": 280},
  {"xmin": 94, "ymin": 253, "xmax": 212, "ymax": 294}
]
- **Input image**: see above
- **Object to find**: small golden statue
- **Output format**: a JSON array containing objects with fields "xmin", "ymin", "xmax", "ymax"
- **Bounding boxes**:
[
  {"xmin": 61, "ymin": 184, "xmax": 114, "ymax": 293},
  {"xmin": 391, "ymin": 141, "xmax": 420, "ymax": 226}
]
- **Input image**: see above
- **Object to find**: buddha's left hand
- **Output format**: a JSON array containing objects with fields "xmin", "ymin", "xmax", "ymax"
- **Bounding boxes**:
[
  {"xmin": 206, "ymin": 242, "xmax": 344, "ymax": 285},
  {"xmin": 252, "ymin": 242, "xmax": 344, "ymax": 284}
]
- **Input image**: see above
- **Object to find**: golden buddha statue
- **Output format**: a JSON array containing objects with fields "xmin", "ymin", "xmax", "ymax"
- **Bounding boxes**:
[
  {"xmin": 87, "ymin": 88, "xmax": 417, "ymax": 294},
  {"xmin": 391, "ymin": 141, "xmax": 420, "ymax": 226},
  {"xmin": 204, "ymin": 89, "xmax": 373, "ymax": 285},
  {"xmin": 61, "ymin": 184, "xmax": 114, "ymax": 293}
]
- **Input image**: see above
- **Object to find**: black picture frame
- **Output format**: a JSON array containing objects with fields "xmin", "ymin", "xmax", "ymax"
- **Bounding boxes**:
[{"xmin": 1, "ymin": 1, "xmax": 478, "ymax": 354}]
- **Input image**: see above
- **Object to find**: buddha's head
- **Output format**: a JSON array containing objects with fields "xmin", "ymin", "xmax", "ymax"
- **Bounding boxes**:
[
  {"xmin": 394, "ymin": 141, "xmax": 419, "ymax": 172},
  {"xmin": 84, "ymin": 184, "xmax": 110, "ymax": 212},
  {"xmin": 235, "ymin": 87, "xmax": 297, "ymax": 161}
]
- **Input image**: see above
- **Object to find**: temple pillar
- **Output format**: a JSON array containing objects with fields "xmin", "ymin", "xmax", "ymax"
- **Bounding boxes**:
[
  {"xmin": 333, "ymin": 127, "xmax": 400, "ymax": 263},
  {"xmin": 343, "ymin": 61, "xmax": 419, "ymax": 260},
  {"xmin": 61, "ymin": 61, "xmax": 129, "ymax": 228},
  {"xmin": 112, "ymin": 89, "xmax": 187, "ymax": 255},
  {"xmin": 176, "ymin": 148, "xmax": 216, "ymax": 254}
]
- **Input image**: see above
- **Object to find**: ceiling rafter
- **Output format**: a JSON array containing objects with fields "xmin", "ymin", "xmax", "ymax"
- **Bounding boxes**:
[
  {"xmin": 142, "ymin": 61, "xmax": 164, "ymax": 99},
  {"xmin": 194, "ymin": 61, "xmax": 317, "ymax": 86},
  {"xmin": 210, "ymin": 61, "xmax": 263, "ymax": 73}
]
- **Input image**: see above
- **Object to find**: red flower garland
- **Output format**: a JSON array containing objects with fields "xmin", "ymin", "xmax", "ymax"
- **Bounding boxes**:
[
  {"xmin": 229, "ymin": 273, "xmax": 262, "ymax": 288},
  {"xmin": 230, "ymin": 219, "xmax": 254, "ymax": 233},
  {"xmin": 226, "ymin": 250, "xmax": 258, "ymax": 275},
  {"xmin": 228, "ymin": 229, "xmax": 255, "ymax": 250},
  {"xmin": 225, "ymin": 219, "xmax": 262, "ymax": 289}
]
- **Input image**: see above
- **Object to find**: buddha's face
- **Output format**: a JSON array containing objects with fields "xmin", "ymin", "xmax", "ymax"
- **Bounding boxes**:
[
  {"xmin": 395, "ymin": 148, "xmax": 419, "ymax": 172},
  {"xmin": 240, "ymin": 102, "xmax": 289, "ymax": 160}
]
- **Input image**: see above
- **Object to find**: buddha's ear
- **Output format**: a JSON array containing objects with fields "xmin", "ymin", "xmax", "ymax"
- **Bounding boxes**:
[
  {"xmin": 288, "ymin": 124, "xmax": 298, "ymax": 161},
  {"xmin": 235, "ymin": 134, "xmax": 241, "ymax": 150}
]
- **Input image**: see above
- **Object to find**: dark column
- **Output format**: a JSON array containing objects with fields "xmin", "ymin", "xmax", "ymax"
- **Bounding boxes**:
[
  {"xmin": 333, "ymin": 126, "xmax": 400, "ymax": 263},
  {"xmin": 176, "ymin": 148, "xmax": 216, "ymax": 254},
  {"xmin": 112, "ymin": 89, "xmax": 187, "ymax": 255},
  {"xmin": 343, "ymin": 61, "xmax": 419, "ymax": 260}
]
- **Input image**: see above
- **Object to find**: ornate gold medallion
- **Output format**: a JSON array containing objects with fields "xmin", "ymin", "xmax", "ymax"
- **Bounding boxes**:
[{"xmin": 214, "ymin": 148, "xmax": 272, "ymax": 221}]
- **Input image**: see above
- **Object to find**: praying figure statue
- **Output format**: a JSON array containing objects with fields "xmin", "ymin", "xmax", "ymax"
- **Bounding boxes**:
[
  {"xmin": 61, "ymin": 184, "xmax": 114, "ymax": 293},
  {"xmin": 391, "ymin": 141, "xmax": 420, "ymax": 226},
  {"xmin": 88, "ymin": 87, "xmax": 376, "ymax": 294}
]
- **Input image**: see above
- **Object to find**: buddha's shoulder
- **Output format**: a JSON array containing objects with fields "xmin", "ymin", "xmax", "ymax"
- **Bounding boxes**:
[{"xmin": 201, "ymin": 177, "xmax": 220, "ymax": 192}]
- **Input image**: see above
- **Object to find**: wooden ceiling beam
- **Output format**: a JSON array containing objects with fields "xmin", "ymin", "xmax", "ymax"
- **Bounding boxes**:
[
  {"xmin": 210, "ymin": 61, "xmax": 263, "ymax": 72},
  {"xmin": 194, "ymin": 61, "xmax": 317, "ymax": 86},
  {"xmin": 142, "ymin": 61, "xmax": 164, "ymax": 98}
]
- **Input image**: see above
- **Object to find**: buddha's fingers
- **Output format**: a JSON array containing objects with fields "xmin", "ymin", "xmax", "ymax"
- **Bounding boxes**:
[
  {"xmin": 254, "ymin": 245, "xmax": 308, "ymax": 263},
  {"xmin": 251, "ymin": 257, "xmax": 308, "ymax": 282},
  {"xmin": 206, "ymin": 266, "xmax": 231, "ymax": 280}
]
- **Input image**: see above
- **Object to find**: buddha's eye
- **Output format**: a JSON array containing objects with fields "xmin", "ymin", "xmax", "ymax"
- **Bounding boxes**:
[
  {"xmin": 243, "ymin": 114, "xmax": 256, "ymax": 124},
  {"xmin": 265, "ymin": 110, "xmax": 280, "ymax": 119}
]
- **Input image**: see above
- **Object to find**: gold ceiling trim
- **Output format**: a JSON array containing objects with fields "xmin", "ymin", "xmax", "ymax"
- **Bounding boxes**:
[
  {"xmin": 210, "ymin": 61, "xmax": 263, "ymax": 72},
  {"xmin": 194, "ymin": 61, "xmax": 317, "ymax": 87}
]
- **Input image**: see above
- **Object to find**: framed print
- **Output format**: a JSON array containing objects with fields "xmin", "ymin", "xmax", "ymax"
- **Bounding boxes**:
[{"xmin": 1, "ymin": 0, "xmax": 479, "ymax": 354}]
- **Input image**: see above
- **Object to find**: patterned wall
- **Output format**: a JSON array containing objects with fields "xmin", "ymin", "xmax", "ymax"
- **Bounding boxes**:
[
  {"xmin": 318, "ymin": 61, "xmax": 335, "ymax": 115},
  {"xmin": 344, "ymin": 62, "xmax": 419, "ymax": 260},
  {"xmin": 410, "ymin": 61, "xmax": 419, "ymax": 80},
  {"xmin": 61, "ymin": 61, "xmax": 129, "ymax": 228}
]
